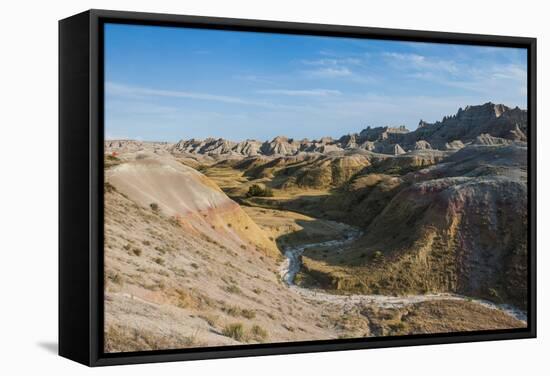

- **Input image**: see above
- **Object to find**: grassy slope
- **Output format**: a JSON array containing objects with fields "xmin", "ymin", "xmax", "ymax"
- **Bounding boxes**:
[{"xmin": 104, "ymin": 182, "xmax": 351, "ymax": 352}]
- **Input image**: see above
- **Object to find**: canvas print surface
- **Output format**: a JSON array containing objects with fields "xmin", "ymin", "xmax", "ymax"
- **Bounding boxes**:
[{"xmin": 103, "ymin": 23, "xmax": 529, "ymax": 353}]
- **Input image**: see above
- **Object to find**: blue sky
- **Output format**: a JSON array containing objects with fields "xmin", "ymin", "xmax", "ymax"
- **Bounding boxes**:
[{"xmin": 104, "ymin": 23, "xmax": 527, "ymax": 142}]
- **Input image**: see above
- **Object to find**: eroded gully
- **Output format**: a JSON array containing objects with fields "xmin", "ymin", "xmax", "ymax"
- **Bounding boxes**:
[{"xmin": 277, "ymin": 224, "xmax": 527, "ymax": 323}]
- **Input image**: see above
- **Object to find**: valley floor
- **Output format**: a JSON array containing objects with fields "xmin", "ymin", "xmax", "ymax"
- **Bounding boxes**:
[{"xmin": 245, "ymin": 206, "xmax": 527, "ymax": 323}]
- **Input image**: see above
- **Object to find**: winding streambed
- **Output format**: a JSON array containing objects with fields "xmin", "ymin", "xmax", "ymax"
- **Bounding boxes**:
[{"xmin": 278, "ymin": 225, "xmax": 527, "ymax": 323}]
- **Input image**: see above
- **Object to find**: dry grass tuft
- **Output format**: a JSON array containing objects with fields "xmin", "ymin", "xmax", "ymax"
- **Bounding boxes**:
[
  {"xmin": 250, "ymin": 325, "xmax": 268, "ymax": 341},
  {"xmin": 222, "ymin": 323, "xmax": 244, "ymax": 341}
]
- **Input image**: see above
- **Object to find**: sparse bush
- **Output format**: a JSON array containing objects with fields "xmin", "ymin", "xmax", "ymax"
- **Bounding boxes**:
[
  {"xmin": 154, "ymin": 246, "xmax": 166, "ymax": 254},
  {"xmin": 104, "ymin": 181, "xmax": 116, "ymax": 193},
  {"xmin": 199, "ymin": 314, "xmax": 218, "ymax": 327},
  {"xmin": 488, "ymin": 288, "xmax": 501, "ymax": 301},
  {"xmin": 142, "ymin": 240, "xmax": 151, "ymax": 246},
  {"xmin": 104, "ymin": 155, "xmax": 122, "ymax": 169},
  {"xmin": 282, "ymin": 324, "xmax": 295, "ymax": 332},
  {"xmin": 251, "ymin": 325, "xmax": 268, "ymax": 341},
  {"xmin": 224, "ymin": 306, "xmax": 241, "ymax": 317},
  {"xmin": 246, "ymin": 184, "xmax": 274, "ymax": 198},
  {"xmin": 111, "ymin": 273, "xmax": 122, "ymax": 285},
  {"xmin": 132, "ymin": 248, "xmax": 142, "ymax": 256},
  {"xmin": 241, "ymin": 309, "xmax": 256, "ymax": 319},
  {"xmin": 372, "ymin": 250, "xmax": 384, "ymax": 262},
  {"xmin": 168, "ymin": 216, "xmax": 181, "ymax": 227},
  {"xmin": 190, "ymin": 263, "xmax": 199, "ymax": 269},
  {"xmin": 105, "ymin": 154, "xmax": 119, "ymax": 162},
  {"xmin": 153, "ymin": 257, "xmax": 164, "ymax": 266},
  {"xmin": 222, "ymin": 323, "xmax": 244, "ymax": 341},
  {"xmin": 225, "ymin": 285, "xmax": 242, "ymax": 294},
  {"xmin": 175, "ymin": 288, "xmax": 196, "ymax": 308},
  {"xmin": 389, "ymin": 322, "xmax": 407, "ymax": 333}
]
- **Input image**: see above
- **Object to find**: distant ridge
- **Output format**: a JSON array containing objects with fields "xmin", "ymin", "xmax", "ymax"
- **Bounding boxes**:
[{"xmin": 106, "ymin": 103, "xmax": 527, "ymax": 157}]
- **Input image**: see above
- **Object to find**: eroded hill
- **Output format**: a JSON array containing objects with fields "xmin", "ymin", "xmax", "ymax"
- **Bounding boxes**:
[{"xmin": 300, "ymin": 143, "xmax": 528, "ymax": 309}]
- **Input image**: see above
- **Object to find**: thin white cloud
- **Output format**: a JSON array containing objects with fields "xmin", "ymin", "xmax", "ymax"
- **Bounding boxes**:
[
  {"xmin": 383, "ymin": 52, "xmax": 458, "ymax": 74},
  {"xmin": 491, "ymin": 64, "xmax": 527, "ymax": 81},
  {"xmin": 407, "ymin": 62, "xmax": 526, "ymax": 101},
  {"xmin": 307, "ymin": 67, "xmax": 353, "ymax": 78},
  {"xmin": 105, "ymin": 82, "xmax": 312, "ymax": 111},
  {"xmin": 232, "ymin": 74, "xmax": 278, "ymax": 85},
  {"xmin": 257, "ymin": 89, "xmax": 342, "ymax": 97},
  {"xmin": 106, "ymin": 82, "xmax": 252, "ymax": 105},
  {"xmin": 301, "ymin": 57, "xmax": 362, "ymax": 66}
]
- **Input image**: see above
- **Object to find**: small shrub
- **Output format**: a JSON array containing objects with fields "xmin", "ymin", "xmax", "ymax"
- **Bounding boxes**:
[
  {"xmin": 224, "ymin": 306, "xmax": 241, "ymax": 317},
  {"xmin": 372, "ymin": 250, "xmax": 384, "ymax": 262},
  {"xmin": 175, "ymin": 288, "xmax": 196, "ymax": 309},
  {"xmin": 153, "ymin": 257, "xmax": 164, "ymax": 266},
  {"xmin": 241, "ymin": 309, "xmax": 256, "ymax": 319},
  {"xmin": 104, "ymin": 182, "xmax": 116, "ymax": 193},
  {"xmin": 199, "ymin": 314, "xmax": 218, "ymax": 327},
  {"xmin": 222, "ymin": 323, "xmax": 244, "ymax": 341},
  {"xmin": 190, "ymin": 263, "xmax": 199, "ymax": 269},
  {"xmin": 251, "ymin": 325, "xmax": 268, "ymax": 341},
  {"xmin": 142, "ymin": 240, "xmax": 151, "ymax": 246},
  {"xmin": 246, "ymin": 184, "xmax": 274, "ymax": 198},
  {"xmin": 282, "ymin": 324, "xmax": 295, "ymax": 332},
  {"xmin": 105, "ymin": 154, "xmax": 119, "ymax": 162},
  {"xmin": 132, "ymin": 248, "xmax": 142, "ymax": 256},
  {"xmin": 225, "ymin": 285, "xmax": 242, "ymax": 294},
  {"xmin": 111, "ymin": 273, "xmax": 122, "ymax": 285},
  {"xmin": 389, "ymin": 322, "xmax": 407, "ymax": 332},
  {"xmin": 150, "ymin": 202, "xmax": 160, "ymax": 212},
  {"xmin": 155, "ymin": 246, "xmax": 168, "ymax": 255},
  {"xmin": 488, "ymin": 288, "xmax": 501, "ymax": 301},
  {"xmin": 168, "ymin": 216, "xmax": 181, "ymax": 227}
]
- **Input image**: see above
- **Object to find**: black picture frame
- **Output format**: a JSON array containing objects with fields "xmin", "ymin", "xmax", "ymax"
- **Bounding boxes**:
[{"xmin": 59, "ymin": 9, "xmax": 537, "ymax": 367}]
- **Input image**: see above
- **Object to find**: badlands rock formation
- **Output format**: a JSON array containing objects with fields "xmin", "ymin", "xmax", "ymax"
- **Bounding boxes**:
[{"xmin": 127, "ymin": 102, "xmax": 524, "ymax": 158}]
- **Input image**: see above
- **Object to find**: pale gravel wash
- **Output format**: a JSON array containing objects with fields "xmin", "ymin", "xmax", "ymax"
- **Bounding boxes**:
[{"xmin": 278, "ymin": 225, "xmax": 527, "ymax": 323}]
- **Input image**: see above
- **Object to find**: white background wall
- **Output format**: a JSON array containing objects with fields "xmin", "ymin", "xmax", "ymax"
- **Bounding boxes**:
[{"xmin": 1, "ymin": 0, "xmax": 547, "ymax": 374}]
